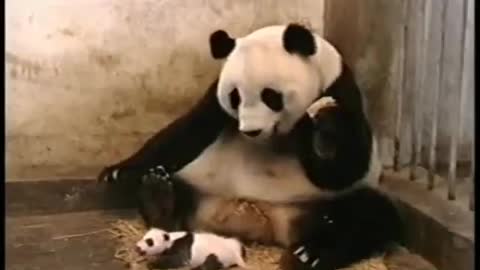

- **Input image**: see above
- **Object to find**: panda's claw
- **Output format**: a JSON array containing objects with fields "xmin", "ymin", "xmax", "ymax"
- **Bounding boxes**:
[
  {"xmin": 307, "ymin": 96, "xmax": 337, "ymax": 118},
  {"xmin": 292, "ymin": 245, "xmax": 322, "ymax": 269},
  {"xmin": 293, "ymin": 246, "xmax": 310, "ymax": 263},
  {"xmin": 112, "ymin": 169, "xmax": 119, "ymax": 181},
  {"xmin": 293, "ymin": 246, "xmax": 305, "ymax": 255},
  {"xmin": 98, "ymin": 166, "xmax": 119, "ymax": 183}
]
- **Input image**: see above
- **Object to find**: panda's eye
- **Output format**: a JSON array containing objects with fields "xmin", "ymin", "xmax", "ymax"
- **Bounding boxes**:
[
  {"xmin": 146, "ymin": 238, "xmax": 154, "ymax": 247},
  {"xmin": 163, "ymin": 234, "xmax": 170, "ymax": 241},
  {"xmin": 229, "ymin": 88, "xmax": 240, "ymax": 110},
  {"xmin": 261, "ymin": 88, "xmax": 283, "ymax": 112}
]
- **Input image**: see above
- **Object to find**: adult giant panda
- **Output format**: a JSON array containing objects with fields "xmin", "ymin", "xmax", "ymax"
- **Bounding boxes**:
[{"xmin": 99, "ymin": 23, "xmax": 403, "ymax": 270}]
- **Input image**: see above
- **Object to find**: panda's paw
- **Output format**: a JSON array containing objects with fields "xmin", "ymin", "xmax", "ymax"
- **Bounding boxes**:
[
  {"xmin": 141, "ymin": 165, "xmax": 172, "ymax": 186},
  {"xmin": 292, "ymin": 245, "xmax": 321, "ymax": 269},
  {"xmin": 98, "ymin": 165, "xmax": 123, "ymax": 183},
  {"xmin": 306, "ymin": 96, "xmax": 337, "ymax": 119},
  {"xmin": 98, "ymin": 165, "xmax": 144, "ymax": 184}
]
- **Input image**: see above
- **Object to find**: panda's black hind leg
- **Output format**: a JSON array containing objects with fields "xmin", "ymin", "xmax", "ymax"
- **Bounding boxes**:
[
  {"xmin": 138, "ymin": 172, "xmax": 199, "ymax": 231},
  {"xmin": 137, "ymin": 170, "xmax": 175, "ymax": 230},
  {"xmin": 288, "ymin": 187, "xmax": 403, "ymax": 270},
  {"xmin": 170, "ymin": 177, "xmax": 201, "ymax": 230}
]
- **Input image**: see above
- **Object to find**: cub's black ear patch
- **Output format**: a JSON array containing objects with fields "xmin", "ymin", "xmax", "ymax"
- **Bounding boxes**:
[
  {"xmin": 210, "ymin": 30, "xmax": 236, "ymax": 59},
  {"xmin": 283, "ymin": 23, "xmax": 316, "ymax": 57},
  {"xmin": 146, "ymin": 238, "xmax": 154, "ymax": 247},
  {"xmin": 163, "ymin": 233, "xmax": 170, "ymax": 241}
]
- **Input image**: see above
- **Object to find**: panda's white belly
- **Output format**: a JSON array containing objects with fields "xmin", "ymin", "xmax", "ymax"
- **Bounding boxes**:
[{"xmin": 177, "ymin": 133, "xmax": 331, "ymax": 203}]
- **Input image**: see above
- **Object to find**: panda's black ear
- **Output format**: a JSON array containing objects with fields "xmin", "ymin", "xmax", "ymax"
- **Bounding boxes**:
[
  {"xmin": 209, "ymin": 30, "xmax": 236, "ymax": 59},
  {"xmin": 163, "ymin": 233, "xmax": 170, "ymax": 241},
  {"xmin": 283, "ymin": 23, "xmax": 316, "ymax": 57}
]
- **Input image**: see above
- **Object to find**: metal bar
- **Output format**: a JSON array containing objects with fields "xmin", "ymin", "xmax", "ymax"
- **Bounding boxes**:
[
  {"xmin": 470, "ymin": 145, "xmax": 475, "ymax": 211},
  {"xmin": 447, "ymin": 0, "xmax": 470, "ymax": 201},
  {"xmin": 408, "ymin": 0, "xmax": 418, "ymax": 180},
  {"xmin": 466, "ymin": 0, "xmax": 475, "ymax": 211},
  {"xmin": 410, "ymin": 0, "xmax": 431, "ymax": 181},
  {"xmin": 427, "ymin": 0, "xmax": 447, "ymax": 190},
  {"xmin": 394, "ymin": 0, "xmax": 409, "ymax": 172},
  {"xmin": 470, "ymin": 146, "xmax": 475, "ymax": 211}
]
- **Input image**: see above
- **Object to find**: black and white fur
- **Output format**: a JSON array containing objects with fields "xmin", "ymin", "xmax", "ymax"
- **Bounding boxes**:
[
  {"xmin": 99, "ymin": 23, "xmax": 403, "ymax": 270},
  {"xmin": 136, "ymin": 228, "xmax": 247, "ymax": 270}
]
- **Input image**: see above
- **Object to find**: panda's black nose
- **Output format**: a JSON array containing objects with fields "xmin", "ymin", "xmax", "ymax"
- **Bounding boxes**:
[
  {"xmin": 135, "ymin": 246, "xmax": 146, "ymax": 256},
  {"xmin": 242, "ymin": 129, "xmax": 262, "ymax": 137}
]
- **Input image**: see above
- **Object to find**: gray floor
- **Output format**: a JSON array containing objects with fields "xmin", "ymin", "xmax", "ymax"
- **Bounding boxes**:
[{"xmin": 6, "ymin": 210, "xmax": 137, "ymax": 270}]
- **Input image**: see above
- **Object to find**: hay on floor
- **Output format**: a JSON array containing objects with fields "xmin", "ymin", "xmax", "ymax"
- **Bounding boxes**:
[
  {"xmin": 108, "ymin": 219, "xmax": 284, "ymax": 270},
  {"xmin": 108, "ymin": 217, "xmax": 435, "ymax": 270},
  {"xmin": 108, "ymin": 219, "xmax": 390, "ymax": 270},
  {"xmin": 109, "ymin": 219, "xmax": 149, "ymax": 270}
]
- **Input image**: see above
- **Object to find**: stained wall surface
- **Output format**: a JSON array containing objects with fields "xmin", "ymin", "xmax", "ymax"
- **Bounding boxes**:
[{"xmin": 6, "ymin": 0, "xmax": 325, "ymax": 180}]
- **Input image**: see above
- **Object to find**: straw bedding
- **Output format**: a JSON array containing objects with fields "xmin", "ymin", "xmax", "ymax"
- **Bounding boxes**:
[{"xmin": 108, "ymin": 201, "xmax": 436, "ymax": 270}]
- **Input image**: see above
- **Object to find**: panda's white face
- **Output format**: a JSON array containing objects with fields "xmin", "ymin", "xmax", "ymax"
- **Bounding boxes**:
[
  {"xmin": 135, "ymin": 228, "xmax": 171, "ymax": 256},
  {"xmin": 217, "ymin": 27, "xmax": 323, "ymax": 141}
]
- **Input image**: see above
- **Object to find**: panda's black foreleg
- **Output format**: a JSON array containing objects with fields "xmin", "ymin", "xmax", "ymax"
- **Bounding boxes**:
[
  {"xmin": 289, "ymin": 188, "xmax": 403, "ymax": 270},
  {"xmin": 296, "ymin": 99, "xmax": 373, "ymax": 192},
  {"xmin": 296, "ymin": 63, "xmax": 375, "ymax": 192}
]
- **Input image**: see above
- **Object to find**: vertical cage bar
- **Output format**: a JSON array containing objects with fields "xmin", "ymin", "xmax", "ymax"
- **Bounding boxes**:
[
  {"xmin": 408, "ymin": 0, "xmax": 418, "ymax": 180},
  {"xmin": 470, "ymin": 142, "xmax": 475, "ymax": 211},
  {"xmin": 410, "ymin": 0, "xmax": 430, "ymax": 181},
  {"xmin": 470, "ymin": 141, "xmax": 475, "ymax": 211},
  {"xmin": 467, "ymin": 0, "xmax": 475, "ymax": 211},
  {"xmin": 394, "ymin": 0, "xmax": 409, "ymax": 172},
  {"xmin": 447, "ymin": 0, "xmax": 470, "ymax": 201},
  {"xmin": 427, "ymin": 0, "xmax": 447, "ymax": 190}
]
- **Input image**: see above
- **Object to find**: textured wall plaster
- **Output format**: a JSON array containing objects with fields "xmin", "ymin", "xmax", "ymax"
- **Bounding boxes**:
[{"xmin": 6, "ymin": 0, "xmax": 325, "ymax": 180}]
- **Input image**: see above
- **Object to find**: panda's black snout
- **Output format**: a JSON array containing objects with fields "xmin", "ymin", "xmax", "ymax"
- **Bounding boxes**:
[
  {"xmin": 242, "ymin": 129, "xmax": 262, "ymax": 137},
  {"xmin": 135, "ymin": 246, "xmax": 146, "ymax": 256}
]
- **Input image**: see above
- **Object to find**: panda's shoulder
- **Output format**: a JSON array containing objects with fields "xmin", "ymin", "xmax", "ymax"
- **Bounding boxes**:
[{"xmin": 322, "ymin": 61, "xmax": 364, "ymax": 109}]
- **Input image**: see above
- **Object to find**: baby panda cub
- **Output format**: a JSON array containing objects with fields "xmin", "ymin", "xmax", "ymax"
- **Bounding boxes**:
[{"xmin": 136, "ymin": 228, "xmax": 247, "ymax": 270}]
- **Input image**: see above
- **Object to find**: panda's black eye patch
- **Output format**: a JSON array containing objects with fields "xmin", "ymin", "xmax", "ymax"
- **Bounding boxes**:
[
  {"xmin": 146, "ymin": 238, "xmax": 154, "ymax": 247},
  {"xmin": 261, "ymin": 88, "xmax": 283, "ymax": 112},
  {"xmin": 229, "ymin": 88, "xmax": 240, "ymax": 110},
  {"xmin": 163, "ymin": 234, "xmax": 170, "ymax": 241}
]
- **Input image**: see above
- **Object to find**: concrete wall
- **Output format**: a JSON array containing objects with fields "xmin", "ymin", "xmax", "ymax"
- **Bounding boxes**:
[
  {"xmin": 6, "ymin": 0, "xmax": 325, "ymax": 180},
  {"xmin": 8, "ymin": 0, "xmax": 473, "ymax": 181}
]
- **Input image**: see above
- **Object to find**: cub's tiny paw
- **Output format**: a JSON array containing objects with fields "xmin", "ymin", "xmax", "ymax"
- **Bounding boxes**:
[
  {"xmin": 307, "ymin": 96, "xmax": 337, "ymax": 119},
  {"xmin": 292, "ymin": 246, "xmax": 321, "ymax": 269}
]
